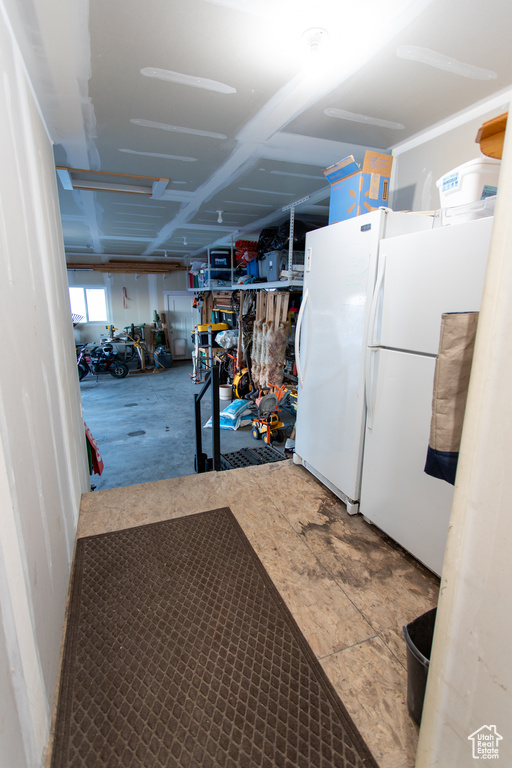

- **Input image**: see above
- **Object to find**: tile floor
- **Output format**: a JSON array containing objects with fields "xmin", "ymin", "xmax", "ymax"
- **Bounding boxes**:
[{"xmin": 68, "ymin": 461, "xmax": 440, "ymax": 768}]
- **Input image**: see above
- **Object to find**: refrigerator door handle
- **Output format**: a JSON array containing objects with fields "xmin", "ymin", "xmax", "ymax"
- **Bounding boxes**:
[
  {"xmin": 365, "ymin": 253, "xmax": 386, "ymax": 431},
  {"xmin": 366, "ymin": 252, "xmax": 386, "ymax": 349},
  {"xmin": 295, "ymin": 287, "xmax": 309, "ymax": 388},
  {"xmin": 365, "ymin": 347, "xmax": 377, "ymax": 430}
]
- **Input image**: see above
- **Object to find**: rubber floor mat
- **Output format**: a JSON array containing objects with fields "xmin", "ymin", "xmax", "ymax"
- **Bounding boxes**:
[
  {"xmin": 51, "ymin": 508, "xmax": 379, "ymax": 768},
  {"xmin": 220, "ymin": 445, "xmax": 288, "ymax": 470}
]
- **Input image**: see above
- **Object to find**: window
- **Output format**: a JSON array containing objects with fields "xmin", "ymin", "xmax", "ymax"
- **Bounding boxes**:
[{"xmin": 69, "ymin": 287, "xmax": 108, "ymax": 323}]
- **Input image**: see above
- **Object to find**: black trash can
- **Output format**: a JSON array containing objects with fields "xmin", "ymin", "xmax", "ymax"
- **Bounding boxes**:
[
  {"xmin": 403, "ymin": 607, "xmax": 437, "ymax": 726},
  {"xmin": 154, "ymin": 346, "xmax": 172, "ymax": 369}
]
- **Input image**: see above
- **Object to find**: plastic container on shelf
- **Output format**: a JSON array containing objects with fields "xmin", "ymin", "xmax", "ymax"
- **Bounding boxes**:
[
  {"xmin": 210, "ymin": 249, "xmax": 232, "ymax": 268},
  {"xmin": 246, "ymin": 259, "xmax": 259, "ymax": 278},
  {"xmin": 436, "ymin": 157, "xmax": 500, "ymax": 210},
  {"xmin": 403, "ymin": 607, "xmax": 437, "ymax": 726},
  {"xmin": 440, "ymin": 194, "xmax": 497, "ymax": 225}
]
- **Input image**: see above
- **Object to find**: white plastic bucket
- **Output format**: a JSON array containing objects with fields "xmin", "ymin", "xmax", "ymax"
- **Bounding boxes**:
[
  {"xmin": 219, "ymin": 385, "xmax": 232, "ymax": 401},
  {"xmin": 436, "ymin": 157, "xmax": 500, "ymax": 209}
]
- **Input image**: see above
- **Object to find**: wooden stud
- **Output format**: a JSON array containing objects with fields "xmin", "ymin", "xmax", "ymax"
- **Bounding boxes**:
[{"xmin": 160, "ymin": 311, "xmax": 171, "ymax": 350}]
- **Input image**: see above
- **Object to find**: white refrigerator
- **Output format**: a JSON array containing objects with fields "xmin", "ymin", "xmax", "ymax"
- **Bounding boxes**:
[
  {"xmin": 360, "ymin": 216, "xmax": 494, "ymax": 575},
  {"xmin": 294, "ymin": 209, "xmax": 433, "ymax": 514}
]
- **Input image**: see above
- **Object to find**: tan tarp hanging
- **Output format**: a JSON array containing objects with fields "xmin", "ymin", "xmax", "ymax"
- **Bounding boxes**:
[{"xmin": 425, "ymin": 312, "xmax": 479, "ymax": 484}]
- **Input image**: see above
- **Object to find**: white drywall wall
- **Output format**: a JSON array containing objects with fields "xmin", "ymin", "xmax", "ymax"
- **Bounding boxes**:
[
  {"xmin": 392, "ymin": 90, "xmax": 512, "ymax": 211},
  {"xmin": 415, "ymin": 108, "xmax": 512, "ymax": 765},
  {"xmin": 68, "ymin": 270, "xmax": 187, "ymax": 345},
  {"xmin": 393, "ymin": 96, "xmax": 512, "ymax": 763},
  {"xmin": 0, "ymin": 5, "xmax": 89, "ymax": 766}
]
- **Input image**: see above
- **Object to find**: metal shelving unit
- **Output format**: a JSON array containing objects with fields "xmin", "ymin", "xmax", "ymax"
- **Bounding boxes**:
[
  {"xmin": 236, "ymin": 276, "xmax": 304, "ymax": 291},
  {"xmin": 187, "ymin": 246, "xmax": 237, "ymax": 291},
  {"xmin": 187, "ymin": 196, "xmax": 312, "ymax": 292}
]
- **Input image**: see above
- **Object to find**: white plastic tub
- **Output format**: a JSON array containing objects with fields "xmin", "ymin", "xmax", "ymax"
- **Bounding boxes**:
[
  {"xmin": 436, "ymin": 157, "xmax": 500, "ymax": 209},
  {"xmin": 219, "ymin": 384, "xmax": 232, "ymax": 401}
]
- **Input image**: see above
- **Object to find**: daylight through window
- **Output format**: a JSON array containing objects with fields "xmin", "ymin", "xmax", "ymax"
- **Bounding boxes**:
[{"xmin": 69, "ymin": 287, "xmax": 108, "ymax": 323}]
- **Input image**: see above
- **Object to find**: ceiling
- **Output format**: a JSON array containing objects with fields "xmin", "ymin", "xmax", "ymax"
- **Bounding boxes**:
[{"xmin": 16, "ymin": 0, "xmax": 512, "ymax": 265}]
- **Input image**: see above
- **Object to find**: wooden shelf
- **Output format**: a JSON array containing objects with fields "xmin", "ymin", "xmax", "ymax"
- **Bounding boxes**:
[{"xmin": 476, "ymin": 112, "xmax": 508, "ymax": 159}]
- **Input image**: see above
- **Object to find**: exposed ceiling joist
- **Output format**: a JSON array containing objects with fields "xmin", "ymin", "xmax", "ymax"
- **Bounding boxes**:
[{"xmin": 40, "ymin": 0, "xmax": 512, "ymax": 262}]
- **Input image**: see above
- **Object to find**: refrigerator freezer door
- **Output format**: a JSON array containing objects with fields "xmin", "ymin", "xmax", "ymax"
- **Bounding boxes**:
[
  {"xmin": 295, "ymin": 213, "xmax": 385, "ymax": 507},
  {"xmin": 361, "ymin": 348, "xmax": 454, "ymax": 576},
  {"xmin": 372, "ymin": 217, "xmax": 493, "ymax": 355}
]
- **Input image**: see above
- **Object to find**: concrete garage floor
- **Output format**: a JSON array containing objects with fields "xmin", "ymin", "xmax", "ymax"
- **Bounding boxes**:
[{"xmin": 80, "ymin": 360, "xmax": 295, "ymax": 491}]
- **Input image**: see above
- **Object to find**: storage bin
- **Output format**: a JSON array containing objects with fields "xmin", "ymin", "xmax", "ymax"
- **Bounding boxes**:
[
  {"xmin": 436, "ymin": 158, "xmax": 500, "ymax": 210},
  {"xmin": 191, "ymin": 323, "xmax": 228, "ymax": 346},
  {"xmin": 210, "ymin": 249, "xmax": 232, "ymax": 268},
  {"xmin": 403, "ymin": 608, "xmax": 437, "ymax": 725},
  {"xmin": 212, "ymin": 309, "xmax": 237, "ymax": 328},
  {"xmin": 154, "ymin": 346, "xmax": 172, "ymax": 368},
  {"xmin": 259, "ymin": 251, "xmax": 287, "ymax": 282},
  {"xmin": 246, "ymin": 259, "xmax": 259, "ymax": 277},
  {"xmin": 440, "ymin": 194, "xmax": 497, "ymax": 226}
]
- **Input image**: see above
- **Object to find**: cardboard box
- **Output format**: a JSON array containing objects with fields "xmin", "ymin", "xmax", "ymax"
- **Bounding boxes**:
[{"xmin": 323, "ymin": 151, "xmax": 393, "ymax": 224}]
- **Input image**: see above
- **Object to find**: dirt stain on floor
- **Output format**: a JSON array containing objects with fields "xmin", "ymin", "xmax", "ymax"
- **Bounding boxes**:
[{"xmin": 296, "ymin": 494, "xmax": 439, "ymax": 594}]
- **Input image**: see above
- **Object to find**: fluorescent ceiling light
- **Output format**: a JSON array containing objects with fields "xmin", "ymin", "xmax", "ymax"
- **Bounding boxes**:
[
  {"xmin": 119, "ymin": 149, "xmax": 198, "ymax": 162},
  {"xmin": 324, "ymin": 108, "xmax": 405, "ymax": 130},
  {"xmin": 396, "ymin": 45, "xmax": 497, "ymax": 80},
  {"xmin": 130, "ymin": 119, "xmax": 227, "ymax": 140},
  {"xmin": 56, "ymin": 166, "xmax": 169, "ymax": 197},
  {"xmin": 70, "ymin": 180, "xmax": 151, "ymax": 194},
  {"xmin": 141, "ymin": 67, "xmax": 236, "ymax": 94}
]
